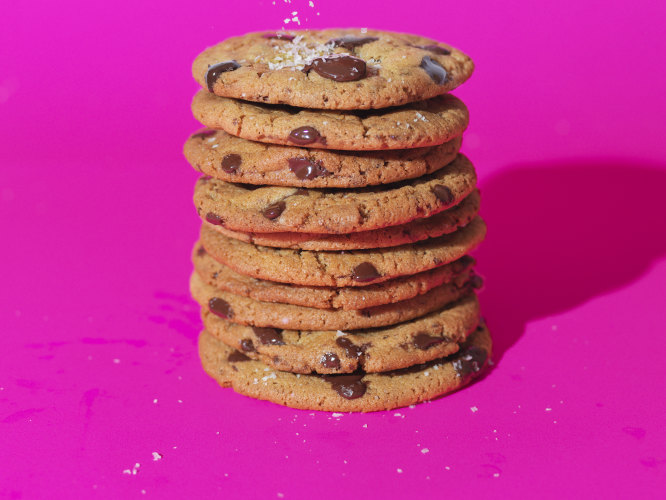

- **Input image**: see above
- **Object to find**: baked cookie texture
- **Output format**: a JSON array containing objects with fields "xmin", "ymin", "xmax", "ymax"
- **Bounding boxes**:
[
  {"xmin": 192, "ymin": 29, "xmax": 474, "ymax": 110},
  {"xmin": 185, "ymin": 29, "xmax": 491, "ymax": 411},
  {"xmin": 194, "ymin": 154, "xmax": 477, "ymax": 234},
  {"xmin": 198, "ymin": 323, "xmax": 491, "ymax": 412},
  {"xmin": 191, "ymin": 91, "xmax": 469, "ymax": 150},
  {"xmin": 184, "ymin": 129, "xmax": 462, "ymax": 188}
]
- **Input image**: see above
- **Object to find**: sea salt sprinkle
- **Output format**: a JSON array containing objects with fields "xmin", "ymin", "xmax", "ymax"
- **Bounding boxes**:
[{"xmin": 267, "ymin": 35, "xmax": 336, "ymax": 71}]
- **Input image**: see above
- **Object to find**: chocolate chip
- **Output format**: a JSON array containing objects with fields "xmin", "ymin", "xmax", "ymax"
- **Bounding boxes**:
[
  {"xmin": 469, "ymin": 273, "xmax": 484, "ymax": 290},
  {"xmin": 262, "ymin": 32, "xmax": 295, "ymax": 41},
  {"xmin": 413, "ymin": 333, "xmax": 447, "ymax": 350},
  {"xmin": 420, "ymin": 56, "xmax": 447, "ymax": 85},
  {"xmin": 453, "ymin": 345, "xmax": 488, "ymax": 380},
  {"xmin": 263, "ymin": 201, "xmax": 286, "ymax": 220},
  {"xmin": 206, "ymin": 60, "xmax": 241, "ymax": 92},
  {"xmin": 196, "ymin": 246, "xmax": 206, "ymax": 257},
  {"xmin": 205, "ymin": 212, "xmax": 223, "ymax": 225},
  {"xmin": 352, "ymin": 262, "xmax": 381, "ymax": 282},
  {"xmin": 414, "ymin": 44, "xmax": 451, "ymax": 55},
  {"xmin": 221, "ymin": 154, "xmax": 241, "ymax": 174},
  {"xmin": 288, "ymin": 126, "xmax": 323, "ymax": 145},
  {"xmin": 191, "ymin": 128, "xmax": 217, "ymax": 139},
  {"xmin": 288, "ymin": 158, "xmax": 330, "ymax": 180},
  {"xmin": 322, "ymin": 374, "xmax": 366, "ymax": 399},
  {"xmin": 336, "ymin": 337, "xmax": 365, "ymax": 359},
  {"xmin": 329, "ymin": 35, "xmax": 378, "ymax": 49},
  {"xmin": 304, "ymin": 55, "xmax": 366, "ymax": 82},
  {"xmin": 240, "ymin": 339, "xmax": 255, "ymax": 352},
  {"xmin": 227, "ymin": 351, "xmax": 250, "ymax": 362},
  {"xmin": 252, "ymin": 327, "xmax": 285, "ymax": 346},
  {"xmin": 209, "ymin": 297, "xmax": 233, "ymax": 319},
  {"xmin": 321, "ymin": 352, "xmax": 341, "ymax": 369},
  {"xmin": 432, "ymin": 185, "xmax": 454, "ymax": 205}
]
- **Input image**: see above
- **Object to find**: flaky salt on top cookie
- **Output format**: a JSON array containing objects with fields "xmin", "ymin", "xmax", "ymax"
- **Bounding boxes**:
[{"xmin": 193, "ymin": 29, "xmax": 474, "ymax": 110}]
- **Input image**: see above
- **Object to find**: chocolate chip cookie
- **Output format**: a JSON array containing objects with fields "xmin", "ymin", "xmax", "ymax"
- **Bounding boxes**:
[
  {"xmin": 193, "ymin": 29, "xmax": 474, "ymax": 110},
  {"xmin": 198, "ymin": 323, "xmax": 491, "ymax": 412},
  {"xmin": 185, "ymin": 128, "xmax": 461, "ymax": 188}
]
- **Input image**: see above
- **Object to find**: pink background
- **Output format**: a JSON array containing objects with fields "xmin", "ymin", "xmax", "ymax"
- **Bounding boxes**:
[{"xmin": 1, "ymin": 0, "xmax": 665, "ymax": 498}]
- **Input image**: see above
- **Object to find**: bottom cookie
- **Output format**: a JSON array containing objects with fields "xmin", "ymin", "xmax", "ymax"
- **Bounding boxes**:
[{"xmin": 198, "ymin": 324, "xmax": 492, "ymax": 412}]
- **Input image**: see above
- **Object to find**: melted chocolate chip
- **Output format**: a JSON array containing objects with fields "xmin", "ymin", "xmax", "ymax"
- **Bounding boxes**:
[
  {"xmin": 221, "ymin": 154, "xmax": 242, "ymax": 174},
  {"xmin": 469, "ymin": 273, "xmax": 484, "ymax": 290},
  {"xmin": 205, "ymin": 212, "xmax": 223, "ymax": 225},
  {"xmin": 209, "ymin": 297, "xmax": 233, "ymax": 319},
  {"xmin": 206, "ymin": 60, "xmax": 241, "ymax": 92},
  {"xmin": 336, "ymin": 337, "xmax": 365, "ymax": 359},
  {"xmin": 432, "ymin": 185, "xmax": 454, "ymax": 205},
  {"xmin": 288, "ymin": 158, "xmax": 330, "ymax": 180},
  {"xmin": 191, "ymin": 128, "xmax": 217, "ymax": 139},
  {"xmin": 329, "ymin": 35, "xmax": 378, "ymax": 49},
  {"xmin": 413, "ymin": 333, "xmax": 446, "ymax": 350},
  {"xmin": 420, "ymin": 56, "xmax": 447, "ymax": 85},
  {"xmin": 453, "ymin": 345, "xmax": 488, "ymax": 380},
  {"xmin": 262, "ymin": 32, "xmax": 295, "ymax": 41},
  {"xmin": 321, "ymin": 352, "xmax": 341, "ymax": 369},
  {"xmin": 196, "ymin": 246, "xmax": 206, "ymax": 257},
  {"xmin": 263, "ymin": 201, "xmax": 286, "ymax": 220},
  {"xmin": 288, "ymin": 126, "xmax": 323, "ymax": 145},
  {"xmin": 252, "ymin": 327, "xmax": 285, "ymax": 346},
  {"xmin": 414, "ymin": 44, "xmax": 451, "ymax": 55},
  {"xmin": 240, "ymin": 339, "xmax": 255, "ymax": 353},
  {"xmin": 352, "ymin": 262, "xmax": 381, "ymax": 282},
  {"xmin": 227, "ymin": 351, "xmax": 250, "ymax": 362},
  {"xmin": 322, "ymin": 374, "xmax": 366, "ymax": 399},
  {"xmin": 305, "ymin": 55, "xmax": 366, "ymax": 82}
]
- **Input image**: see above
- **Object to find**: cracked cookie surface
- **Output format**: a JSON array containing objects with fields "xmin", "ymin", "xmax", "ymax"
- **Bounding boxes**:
[
  {"xmin": 184, "ymin": 128, "xmax": 461, "ymax": 188},
  {"xmin": 191, "ymin": 91, "xmax": 469, "ymax": 151},
  {"xmin": 199, "ymin": 217, "xmax": 486, "ymax": 287},
  {"xmin": 194, "ymin": 154, "xmax": 477, "ymax": 235},
  {"xmin": 193, "ymin": 29, "xmax": 474, "ymax": 110},
  {"xmin": 198, "ymin": 323, "xmax": 491, "ymax": 412}
]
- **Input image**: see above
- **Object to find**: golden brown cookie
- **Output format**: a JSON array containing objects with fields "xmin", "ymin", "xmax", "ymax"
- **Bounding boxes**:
[
  {"xmin": 198, "ymin": 323, "xmax": 491, "ymax": 412},
  {"xmin": 199, "ymin": 216, "xmax": 486, "ymax": 287},
  {"xmin": 192, "ymin": 29, "xmax": 474, "ymax": 110},
  {"xmin": 200, "ymin": 293, "xmax": 480, "ymax": 374}
]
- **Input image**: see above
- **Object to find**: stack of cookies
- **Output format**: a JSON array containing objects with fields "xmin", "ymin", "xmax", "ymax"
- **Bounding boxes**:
[{"xmin": 184, "ymin": 29, "xmax": 491, "ymax": 412}]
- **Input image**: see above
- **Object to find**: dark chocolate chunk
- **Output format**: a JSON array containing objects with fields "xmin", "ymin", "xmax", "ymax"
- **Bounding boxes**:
[
  {"xmin": 321, "ymin": 352, "xmax": 341, "ymax": 369},
  {"xmin": 252, "ymin": 327, "xmax": 285, "ymax": 346},
  {"xmin": 262, "ymin": 32, "xmax": 295, "ymax": 41},
  {"xmin": 206, "ymin": 60, "xmax": 241, "ymax": 92},
  {"xmin": 414, "ymin": 44, "xmax": 451, "ymax": 55},
  {"xmin": 413, "ymin": 333, "xmax": 446, "ymax": 350},
  {"xmin": 288, "ymin": 126, "xmax": 323, "ymax": 145},
  {"xmin": 335, "ymin": 337, "xmax": 365, "ymax": 359},
  {"xmin": 288, "ymin": 158, "xmax": 330, "ymax": 180},
  {"xmin": 352, "ymin": 262, "xmax": 381, "ymax": 282},
  {"xmin": 322, "ymin": 374, "xmax": 366, "ymax": 399},
  {"xmin": 329, "ymin": 35, "xmax": 378, "ymax": 49},
  {"xmin": 304, "ymin": 55, "xmax": 366, "ymax": 82},
  {"xmin": 432, "ymin": 185, "xmax": 454, "ymax": 205},
  {"xmin": 196, "ymin": 246, "xmax": 206, "ymax": 257},
  {"xmin": 209, "ymin": 297, "xmax": 233, "ymax": 319},
  {"xmin": 221, "ymin": 154, "xmax": 242, "ymax": 174},
  {"xmin": 420, "ymin": 56, "xmax": 447, "ymax": 85},
  {"xmin": 227, "ymin": 351, "xmax": 250, "ymax": 362},
  {"xmin": 453, "ymin": 344, "xmax": 488, "ymax": 380},
  {"xmin": 240, "ymin": 339, "xmax": 255, "ymax": 352},
  {"xmin": 191, "ymin": 128, "xmax": 217, "ymax": 139},
  {"xmin": 263, "ymin": 201, "xmax": 286, "ymax": 220},
  {"xmin": 205, "ymin": 212, "xmax": 223, "ymax": 225}
]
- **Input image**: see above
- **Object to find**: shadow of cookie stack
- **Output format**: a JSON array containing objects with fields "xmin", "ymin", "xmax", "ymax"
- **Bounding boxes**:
[{"xmin": 185, "ymin": 29, "xmax": 491, "ymax": 412}]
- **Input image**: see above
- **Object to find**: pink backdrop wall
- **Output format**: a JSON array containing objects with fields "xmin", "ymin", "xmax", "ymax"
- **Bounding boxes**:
[{"xmin": 1, "ymin": 0, "xmax": 665, "ymax": 498}]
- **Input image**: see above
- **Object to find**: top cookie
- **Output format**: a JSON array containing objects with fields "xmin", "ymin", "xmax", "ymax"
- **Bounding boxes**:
[{"xmin": 192, "ymin": 29, "xmax": 474, "ymax": 110}]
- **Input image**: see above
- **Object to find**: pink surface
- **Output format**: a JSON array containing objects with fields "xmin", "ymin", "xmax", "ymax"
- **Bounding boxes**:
[{"xmin": 1, "ymin": 0, "xmax": 665, "ymax": 497}]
